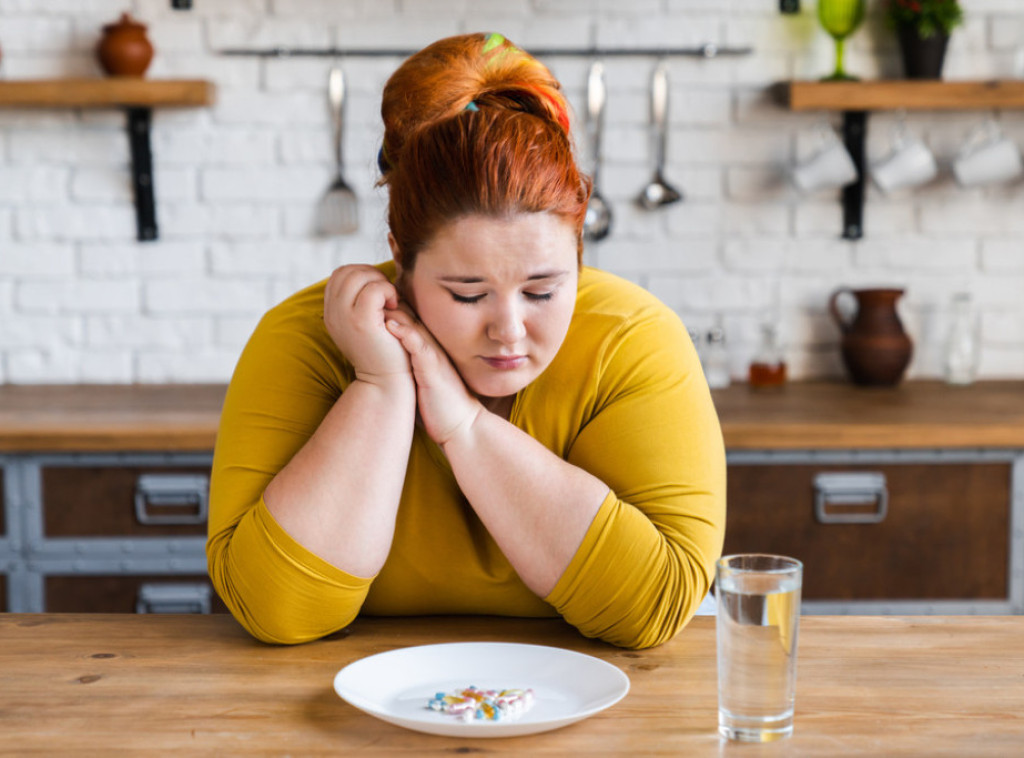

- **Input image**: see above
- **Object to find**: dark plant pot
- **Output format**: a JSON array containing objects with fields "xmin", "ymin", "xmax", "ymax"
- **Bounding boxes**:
[{"xmin": 896, "ymin": 24, "xmax": 950, "ymax": 80}]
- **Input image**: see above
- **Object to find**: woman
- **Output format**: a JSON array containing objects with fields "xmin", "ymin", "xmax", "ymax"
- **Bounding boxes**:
[{"xmin": 207, "ymin": 33, "xmax": 725, "ymax": 650}]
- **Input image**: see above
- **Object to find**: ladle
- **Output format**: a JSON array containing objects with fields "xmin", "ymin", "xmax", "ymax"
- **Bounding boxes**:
[
  {"xmin": 637, "ymin": 60, "xmax": 683, "ymax": 210},
  {"xmin": 583, "ymin": 60, "xmax": 612, "ymax": 242}
]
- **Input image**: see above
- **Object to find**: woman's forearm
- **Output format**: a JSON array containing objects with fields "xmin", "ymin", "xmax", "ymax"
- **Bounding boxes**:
[
  {"xmin": 441, "ymin": 409, "xmax": 609, "ymax": 597},
  {"xmin": 263, "ymin": 377, "xmax": 417, "ymax": 578}
]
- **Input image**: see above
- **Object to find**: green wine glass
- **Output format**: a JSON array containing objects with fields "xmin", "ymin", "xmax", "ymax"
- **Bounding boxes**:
[{"xmin": 818, "ymin": 0, "xmax": 866, "ymax": 81}]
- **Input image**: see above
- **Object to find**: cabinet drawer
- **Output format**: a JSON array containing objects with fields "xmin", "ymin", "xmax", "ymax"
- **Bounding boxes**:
[
  {"xmin": 723, "ymin": 462, "xmax": 1011, "ymax": 601},
  {"xmin": 42, "ymin": 466, "xmax": 210, "ymax": 537},
  {"xmin": 44, "ymin": 575, "xmax": 228, "ymax": 614}
]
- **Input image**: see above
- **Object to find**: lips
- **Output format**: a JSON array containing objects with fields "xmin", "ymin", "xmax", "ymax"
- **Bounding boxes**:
[{"xmin": 482, "ymin": 355, "xmax": 527, "ymax": 370}]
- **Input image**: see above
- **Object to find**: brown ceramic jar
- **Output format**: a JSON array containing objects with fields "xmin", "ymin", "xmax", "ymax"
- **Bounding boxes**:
[
  {"xmin": 829, "ymin": 287, "xmax": 914, "ymax": 386},
  {"xmin": 96, "ymin": 13, "xmax": 154, "ymax": 77}
]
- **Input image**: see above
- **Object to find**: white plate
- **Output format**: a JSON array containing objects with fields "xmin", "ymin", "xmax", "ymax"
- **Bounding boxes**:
[{"xmin": 333, "ymin": 641, "xmax": 630, "ymax": 738}]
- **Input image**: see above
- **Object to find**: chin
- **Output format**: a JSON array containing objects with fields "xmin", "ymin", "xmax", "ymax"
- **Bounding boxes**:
[{"xmin": 466, "ymin": 372, "xmax": 533, "ymax": 401}]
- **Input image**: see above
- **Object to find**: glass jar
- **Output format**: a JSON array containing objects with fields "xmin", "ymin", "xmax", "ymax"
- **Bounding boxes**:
[
  {"xmin": 703, "ymin": 325, "xmax": 731, "ymax": 389},
  {"xmin": 944, "ymin": 292, "xmax": 979, "ymax": 385},
  {"xmin": 748, "ymin": 323, "xmax": 787, "ymax": 390}
]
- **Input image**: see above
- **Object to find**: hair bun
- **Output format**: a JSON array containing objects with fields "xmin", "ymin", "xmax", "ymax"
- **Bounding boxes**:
[
  {"xmin": 470, "ymin": 33, "xmax": 571, "ymax": 133},
  {"xmin": 379, "ymin": 33, "xmax": 572, "ymax": 177}
]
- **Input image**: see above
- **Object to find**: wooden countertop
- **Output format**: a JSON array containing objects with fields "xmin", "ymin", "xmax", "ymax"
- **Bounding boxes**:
[
  {"xmin": 712, "ymin": 379, "xmax": 1024, "ymax": 449},
  {"xmin": 2, "ymin": 613, "xmax": 1022, "ymax": 755},
  {"xmin": 0, "ymin": 383, "xmax": 226, "ymax": 452},
  {"xmin": 0, "ymin": 380, "xmax": 1022, "ymax": 452}
]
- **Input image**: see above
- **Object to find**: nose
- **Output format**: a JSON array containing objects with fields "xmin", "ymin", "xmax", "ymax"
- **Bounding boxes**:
[{"xmin": 487, "ymin": 298, "xmax": 527, "ymax": 345}]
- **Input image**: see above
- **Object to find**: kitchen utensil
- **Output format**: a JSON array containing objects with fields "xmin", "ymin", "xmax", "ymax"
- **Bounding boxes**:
[
  {"xmin": 583, "ymin": 61, "xmax": 612, "ymax": 242},
  {"xmin": 829, "ymin": 287, "xmax": 913, "ymax": 386},
  {"xmin": 317, "ymin": 65, "xmax": 359, "ymax": 236},
  {"xmin": 637, "ymin": 60, "xmax": 682, "ymax": 210},
  {"xmin": 817, "ymin": 0, "xmax": 865, "ymax": 81}
]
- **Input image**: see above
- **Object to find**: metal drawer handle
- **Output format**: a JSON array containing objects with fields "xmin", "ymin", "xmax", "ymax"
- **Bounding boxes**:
[
  {"xmin": 813, "ymin": 472, "xmax": 888, "ymax": 524},
  {"xmin": 136, "ymin": 582, "xmax": 212, "ymax": 614},
  {"xmin": 134, "ymin": 473, "xmax": 209, "ymax": 526}
]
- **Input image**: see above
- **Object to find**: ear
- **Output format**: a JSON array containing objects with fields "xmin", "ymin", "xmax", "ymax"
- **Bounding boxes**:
[{"xmin": 387, "ymin": 232, "xmax": 404, "ymax": 279}]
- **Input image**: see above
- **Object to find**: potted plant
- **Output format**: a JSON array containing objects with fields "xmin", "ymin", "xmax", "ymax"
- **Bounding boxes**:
[{"xmin": 883, "ymin": 0, "xmax": 964, "ymax": 79}]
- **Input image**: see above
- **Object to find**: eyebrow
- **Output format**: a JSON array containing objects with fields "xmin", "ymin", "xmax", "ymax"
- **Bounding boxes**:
[{"xmin": 438, "ymin": 270, "xmax": 570, "ymax": 284}]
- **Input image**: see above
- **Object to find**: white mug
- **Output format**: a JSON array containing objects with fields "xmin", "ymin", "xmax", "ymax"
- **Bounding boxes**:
[
  {"xmin": 952, "ymin": 120, "xmax": 1024, "ymax": 187},
  {"xmin": 791, "ymin": 124, "xmax": 858, "ymax": 193},
  {"xmin": 871, "ymin": 122, "xmax": 938, "ymax": 194}
]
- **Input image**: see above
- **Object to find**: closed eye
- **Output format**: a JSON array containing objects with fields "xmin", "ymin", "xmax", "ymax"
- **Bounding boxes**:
[{"xmin": 449, "ymin": 290, "xmax": 555, "ymax": 304}]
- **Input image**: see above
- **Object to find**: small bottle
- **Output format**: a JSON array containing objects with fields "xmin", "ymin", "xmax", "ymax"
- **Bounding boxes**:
[
  {"xmin": 703, "ymin": 325, "xmax": 731, "ymax": 389},
  {"xmin": 944, "ymin": 292, "xmax": 978, "ymax": 385},
  {"xmin": 748, "ymin": 323, "xmax": 787, "ymax": 390},
  {"xmin": 688, "ymin": 328, "xmax": 703, "ymax": 365}
]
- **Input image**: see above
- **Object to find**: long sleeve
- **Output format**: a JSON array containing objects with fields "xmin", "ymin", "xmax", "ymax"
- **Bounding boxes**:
[
  {"xmin": 543, "ymin": 285, "xmax": 726, "ymax": 649},
  {"xmin": 206, "ymin": 281, "xmax": 375, "ymax": 644}
]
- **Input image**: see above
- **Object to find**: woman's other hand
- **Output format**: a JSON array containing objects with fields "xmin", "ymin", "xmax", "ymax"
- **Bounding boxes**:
[
  {"xmin": 324, "ymin": 265, "xmax": 412, "ymax": 387},
  {"xmin": 385, "ymin": 312, "xmax": 483, "ymax": 446}
]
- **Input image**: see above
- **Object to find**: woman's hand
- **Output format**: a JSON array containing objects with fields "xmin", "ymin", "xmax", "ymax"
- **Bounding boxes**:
[
  {"xmin": 323, "ymin": 265, "xmax": 412, "ymax": 388},
  {"xmin": 385, "ymin": 312, "xmax": 484, "ymax": 446}
]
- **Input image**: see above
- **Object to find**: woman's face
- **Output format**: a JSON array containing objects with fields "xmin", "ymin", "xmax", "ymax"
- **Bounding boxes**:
[{"xmin": 395, "ymin": 213, "xmax": 578, "ymax": 403}]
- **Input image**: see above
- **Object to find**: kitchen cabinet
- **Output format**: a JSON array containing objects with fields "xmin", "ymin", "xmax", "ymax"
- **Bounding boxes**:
[
  {"xmin": 1, "ymin": 382, "xmax": 1022, "ymax": 616},
  {"xmin": 723, "ymin": 456, "xmax": 1014, "ymax": 607},
  {"xmin": 2, "ymin": 451, "xmax": 222, "ymax": 614},
  {"xmin": 0, "ymin": 384, "xmax": 225, "ymax": 614},
  {"xmin": 713, "ymin": 381, "xmax": 1024, "ymax": 615}
]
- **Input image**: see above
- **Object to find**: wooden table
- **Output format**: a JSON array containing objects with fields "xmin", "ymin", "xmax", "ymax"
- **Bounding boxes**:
[{"xmin": 1, "ymin": 614, "xmax": 1021, "ymax": 755}]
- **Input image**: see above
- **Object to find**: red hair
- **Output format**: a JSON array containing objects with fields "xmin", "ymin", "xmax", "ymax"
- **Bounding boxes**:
[{"xmin": 379, "ymin": 33, "xmax": 589, "ymax": 268}]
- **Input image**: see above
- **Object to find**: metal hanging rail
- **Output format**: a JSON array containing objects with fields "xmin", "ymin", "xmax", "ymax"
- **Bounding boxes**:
[{"xmin": 218, "ymin": 44, "xmax": 753, "ymax": 59}]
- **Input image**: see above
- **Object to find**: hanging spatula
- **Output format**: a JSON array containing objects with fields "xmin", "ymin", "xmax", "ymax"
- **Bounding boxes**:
[{"xmin": 317, "ymin": 65, "xmax": 359, "ymax": 236}]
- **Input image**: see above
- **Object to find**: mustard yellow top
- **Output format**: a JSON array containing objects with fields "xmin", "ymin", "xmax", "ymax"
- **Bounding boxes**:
[{"xmin": 207, "ymin": 264, "xmax": 726, "ymax": 649}]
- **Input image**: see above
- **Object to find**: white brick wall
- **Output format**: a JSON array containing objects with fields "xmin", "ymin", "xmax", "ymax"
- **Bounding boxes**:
[{"xmin": 0, "ymin": 0, "xmax": 1022, "ymax": 384}]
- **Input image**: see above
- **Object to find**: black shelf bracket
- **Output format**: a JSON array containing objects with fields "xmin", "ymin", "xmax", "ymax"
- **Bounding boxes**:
[
  {"xmin": 126, "ymin": 107, "xmax": 158, "ymax": 242},
  {"xmin": 840, "ymin": 110, "xmax": 868, "ymax": 240}
]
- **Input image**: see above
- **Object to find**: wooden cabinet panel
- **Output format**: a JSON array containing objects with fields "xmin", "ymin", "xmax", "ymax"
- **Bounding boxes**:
[
  {"xmin": 45, "ymin": 575, "xmax": 228, "ymax": 614},
  {"xmin": 42, "ymin": 466, "xmax": 210, "ymax": 537},
  {"xmin": 723, "ymin": 463, "xmax": 1011, "ymax": 601}
]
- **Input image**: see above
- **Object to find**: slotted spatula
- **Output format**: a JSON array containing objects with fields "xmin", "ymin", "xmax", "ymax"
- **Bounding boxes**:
[{"xmin": 317, "ymin": 65, "xmax": 359, "ymax": 236}]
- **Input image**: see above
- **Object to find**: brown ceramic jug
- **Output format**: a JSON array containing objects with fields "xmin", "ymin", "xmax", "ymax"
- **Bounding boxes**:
[
  {"xmin": 96, "ymin": 13, "xmax": 154, "ymax": 77},
  {"xmin": 829, "ymin": 287, "xmax": 913, "ymax": 386}
]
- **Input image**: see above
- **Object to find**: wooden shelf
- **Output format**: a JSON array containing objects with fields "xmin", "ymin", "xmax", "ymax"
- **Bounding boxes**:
[
  {"xmin": 779, "ymin": 79, "xmax": 1024, "ymax": 112},
  {"xmin": 0, "ymin": 78, "xmax": 212, "ymax": 108},
  {"xmin": 0, "ymin": 78, "xmax": 215, "ymax": 241},
  {"xmin": 774, "ymin": 79, "xmax": 1024, "ymax": 240},
  {"xmin": 0, "ymin": 78, "xmax": 214, "ymax": 108}
]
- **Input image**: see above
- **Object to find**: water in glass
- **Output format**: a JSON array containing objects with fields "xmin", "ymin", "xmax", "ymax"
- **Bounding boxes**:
[{"xmin": 716, "ymin": 559, "xmax": 801, "ymax": 742}]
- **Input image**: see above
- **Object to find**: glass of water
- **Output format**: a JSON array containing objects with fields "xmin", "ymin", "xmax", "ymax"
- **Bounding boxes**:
[{"xmin": 716, "ymin": 554, "xmax": 803, "ymax": 742}]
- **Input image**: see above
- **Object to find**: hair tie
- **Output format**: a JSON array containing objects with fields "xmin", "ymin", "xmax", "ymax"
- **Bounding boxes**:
[
  {"xmin": 464, "ymin": 101, "xmax": 479, "ymax": 112},
  {"xmin": 482, "ymin": 33, "xmax": 508, "ymax": 55},
  {"xmin": 481, "ymin": 32, "xmax": 522, "ymax": 69},
  {"xmin": 377, "ymin": 145, "xmax": 390, "ymax": 174},
  {"xmin": 479, "ymin": 32, "xmax": 569, "ymax": 134}
]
